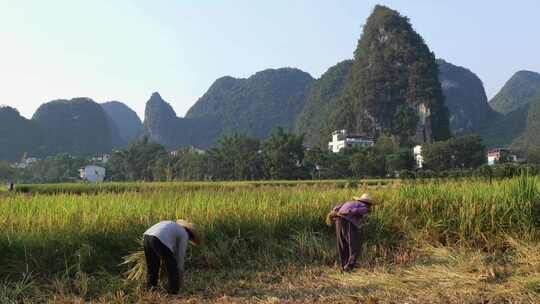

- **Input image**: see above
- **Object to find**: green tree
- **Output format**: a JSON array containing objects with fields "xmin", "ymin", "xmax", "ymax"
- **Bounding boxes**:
[
  {"xmin": 386, "ymin": 149, "xmax": 415, "ymax": 175},
  {"xmin": 262, "ymin": 128, "xmax": 307, "ymax": 180},
  {"xmin": 107, "ymin": 137, "xmax": 168, "ymax": 181},
  {"xmin": 303, "ymin": 147, "xmax": 327, "ymax": 179},
  {"xmin": 324, "ymin": 153, "xmax": 351, "ymax": 179},
  {"xmin": 422, "ymin": 141, "xmax": 453, "ymax": 172},
  {"xmin": 19, "ymin": 154, "xmax": 86, "ymax": 183},
  {"xmin": 422, "ymin": 135, "xmax": 486, "ymax": 171},
  {"xmin": 349, "ymin": 148, "xmax": 385, "ymax": 178},
  {"xmin": 171, "ymin": 149, "xmax": 209, "ymax": 181},
  {"xmin": 451, "ymin": 135, "xmax": 486, "ymax": 168},
  {"xmin": 207, "ymin": 134, "xmax": 263, "ymax": 180},
  {"xmin": 304, "ymin": 148, "xmax": 353, "ymax": 179},
  {"xmin": 152, "ymin": 155, "xmax": 174, "ymax": 182},
  {"xmin": 0, "ymin": 161, "xmax": 16, "ymax": 182}
]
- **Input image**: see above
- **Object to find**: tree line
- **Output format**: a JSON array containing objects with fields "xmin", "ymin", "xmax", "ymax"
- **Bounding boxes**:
[
  {"xmin": 104, "ymin": 128, "xmax": 416, "ymax": 182},
  {"xmin": 2, "ymin": 128, "xmax": 540, "ymax": 184},
  {"xmin": 105, "ymin": 131, "xmax": 536, "ymax": 182}
]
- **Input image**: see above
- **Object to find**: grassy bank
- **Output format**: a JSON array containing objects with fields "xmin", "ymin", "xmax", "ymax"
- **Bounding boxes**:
[{"xmin": 1, "ymin": 176, "xmax": 539, "ymax": 303}]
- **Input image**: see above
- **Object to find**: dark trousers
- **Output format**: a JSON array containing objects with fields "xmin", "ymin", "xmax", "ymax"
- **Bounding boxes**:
[
  {"xmin": 335, "ymin": 218, "xmax": 361, "ymax": 270},
  {"xmin": 143, "ymin": 235, "xmax": 180, "ymax": 294}
]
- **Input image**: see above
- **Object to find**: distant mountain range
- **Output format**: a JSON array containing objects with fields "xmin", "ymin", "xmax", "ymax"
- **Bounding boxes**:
[
  {"xmin": 295, "ymin": 60, "xmax": 353, "ymax": 147},
  {"xmin": 0, "ymin": 98, "xmax": 141, "ymax": 161},
  {"xmin": 479, "ymin": 70, "xmax": 540, "ymax": 149},
  {"xmin": 142, "ymin": 92, "xmax": 222, "ymax": 149},
  {"xmin": 186, "ymin": 68, "xmax": 314, "ymax": 139},
  {"xmin": 437, "ymin": 59, "xmax": 496, "ymax": 135},
  {"xmin": 1, "ymin": 5, "xmax": 539, "ymax": 161},
  {"xmin": 101, "ymin": 101, "xmax": 142, "ymax": 143},
  {"xmin": 141, "ymin": 68, "xmax": 314, "ymax": 149}
]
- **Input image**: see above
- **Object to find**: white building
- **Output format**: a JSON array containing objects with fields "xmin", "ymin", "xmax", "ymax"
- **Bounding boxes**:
[
  {"xmin": 14, "ymin": 157, "xmax": 38, "ymax": 169},
  {"xmin": 328, "ymin": 129, "xmax": 374, "ymax": 153},
  {"xmin": 91, "ymin": 154, "xmax": 111, "ymax": 164},
  {"xmin": 487, "ymin": 148, "xmax": 518, "ymax": 165},
  {"xmin": 413, "ymin": 145, "xmax": 424, "ymax": 169},
  {"xmin": 79, "ymin": 165, "xmax": 106, "ymax": 183},
  {"xmin": 170, "ymin": 147, "xmax": 205, "ymax": 156}
]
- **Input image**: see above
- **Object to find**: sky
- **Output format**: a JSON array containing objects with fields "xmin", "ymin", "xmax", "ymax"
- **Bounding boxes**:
[{"xmin": 1, "ymin": 1, "xmax": 539, "ymax": 120}]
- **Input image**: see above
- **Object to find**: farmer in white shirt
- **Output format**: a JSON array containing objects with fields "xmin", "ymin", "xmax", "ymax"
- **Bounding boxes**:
[{"xmin": 143, "ymin": 219, "xmax": 201, "ymax": 294}]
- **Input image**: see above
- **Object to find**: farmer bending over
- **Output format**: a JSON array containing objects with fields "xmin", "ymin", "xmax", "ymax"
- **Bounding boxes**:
[
  {"xmin": 143, "ymin": 219, "xmax": 201, "ymax": 294},
  {"xmin": 327, "ymin": 193, "xmax": 374, "ymax": 271}
]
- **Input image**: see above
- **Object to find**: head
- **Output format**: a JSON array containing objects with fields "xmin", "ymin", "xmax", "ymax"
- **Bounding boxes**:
[
  {"xmin": 352, "ymin": 193, "xmax": 375, "ymax": 206},
  {"xmin": 176, "ymin": 219, "xmax": 201, "ymax": 246}
]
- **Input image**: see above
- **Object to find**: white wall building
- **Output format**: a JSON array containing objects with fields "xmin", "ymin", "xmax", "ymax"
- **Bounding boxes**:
[
  {"xmin": 79, "ymin": 165, "xmax": 106, "ymax": 183},
  {"xmin": 170, "ymin": 147, "xmax": 206, "ymax": 156},
  {"xmin": 413, "ymin": 145, "xmax": 423, "ymax": 169},
  {"xmin": 487, "ymin": 148, "xmax": 518, "ymax": 165},
  {"xmin": 328, "ymin": 130, "xmax": 374, "ymax": 153},
  {"xmin": 92, "ymin": 154, "xmax": 111, "ymax": 164},
  {"xmin": 14, "ymin": 157, "xmax": 38, "ymax": 169}
]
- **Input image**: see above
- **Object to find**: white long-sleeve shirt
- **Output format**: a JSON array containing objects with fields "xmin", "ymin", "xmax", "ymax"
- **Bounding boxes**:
[{"xmin": 144, "ymin": 221, "xmax": 189, "ymax": 274}]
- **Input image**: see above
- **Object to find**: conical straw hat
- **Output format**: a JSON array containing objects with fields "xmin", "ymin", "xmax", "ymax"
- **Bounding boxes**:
[
  {"xmin": 352, "ymin": 193, "xmax": 375, "ymax": 205},
  {"xmin": 176, "ymin": 219, "xmax": 201, "ymax": 245}
]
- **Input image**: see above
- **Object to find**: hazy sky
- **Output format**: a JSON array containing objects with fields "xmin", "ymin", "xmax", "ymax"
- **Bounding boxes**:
[{"xmin": 1, "ymin": 1, "xmax": 539, "ymax": 120}]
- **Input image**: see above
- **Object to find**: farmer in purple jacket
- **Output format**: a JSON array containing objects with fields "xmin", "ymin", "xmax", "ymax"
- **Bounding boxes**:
[{"xmin": 327, "ymin": 193, "xmax": 374, "ymax": 271}]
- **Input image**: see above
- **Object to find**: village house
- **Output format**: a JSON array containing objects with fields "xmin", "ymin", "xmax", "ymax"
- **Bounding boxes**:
[
  {"xmin": 413, "ymin": 145, "xmax": 424, "ymax": 169},
  {"xmin": 487, "ymin": 148, "xmax": 518, "ymax": 165},
  {"xmin": 328, "ymin": 129, "xmax": 374, "ymax": 153},
  {"xmin": 79, "ymin": 165, "xmax": 106, "ymax": 183},
  {"xmin": 13, "ymin": 157, "xmax": 38, "ymax": 169},
  {"xmin": 169, "ymin": 147, "xmax": 205, "ymax": 156},
  {"xmin": 91, "ymin": 154, "xmax": 111, "ymax": 164}
]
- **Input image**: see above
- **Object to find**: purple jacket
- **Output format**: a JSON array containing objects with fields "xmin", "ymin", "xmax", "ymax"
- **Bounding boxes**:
[{"xmin": 333, "ymin": 201, "xmax": 370, "ymax": 228}]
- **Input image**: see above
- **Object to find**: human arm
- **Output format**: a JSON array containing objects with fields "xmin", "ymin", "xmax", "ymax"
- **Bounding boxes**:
[
  {"xmin": 338, "ymin": 203, "xmax": 369, "ymax": 216},
  {"xmin": 325, "ymin": 204, "xmax": 343, "ymax": 226},
  {"xmin": 329, "ymin": 204, "xmax": 344, "ymax": 217},
  {"xmin": 332, "ymin": 204, "xmax": 343, "ymax": 213},
  {"xmin": 176, "ymin": 230, "xmax": 189, "ymax": 287}
]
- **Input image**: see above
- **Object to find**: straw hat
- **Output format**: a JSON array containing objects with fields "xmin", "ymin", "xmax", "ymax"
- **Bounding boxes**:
[
  {"xmin": 352, "ymin": 193, "xmax": 375, "ymax": 205},
  {"xmin": 176, "ymin": 219, "xmax": 201, "ymax": 246}
]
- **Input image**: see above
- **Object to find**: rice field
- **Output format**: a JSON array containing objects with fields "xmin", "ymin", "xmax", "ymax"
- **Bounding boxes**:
[{"xmin": 1, "ymin": 175, "xmax": 539, "ymax": 303}]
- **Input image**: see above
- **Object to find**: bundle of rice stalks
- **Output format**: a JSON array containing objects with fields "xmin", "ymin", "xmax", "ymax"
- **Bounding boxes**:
[{"xmin": 120, "ymin": 250, "xmax": 146, "ymax": 283}]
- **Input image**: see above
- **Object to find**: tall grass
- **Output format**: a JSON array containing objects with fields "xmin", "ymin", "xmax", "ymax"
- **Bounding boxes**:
[
  {"xmin": 0, "ymin": 176, "xmax": 538, "ymax": 283},
  {"xmin": 12, "ymin": 179, "xmax": 393, "ymax": 195}
]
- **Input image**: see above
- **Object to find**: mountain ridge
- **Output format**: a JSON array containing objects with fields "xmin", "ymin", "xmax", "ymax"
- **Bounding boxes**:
[
  {"xmin": 489, "ymin": 70, "xmax": 540, "ymax": 114},
  {"xmin": 326, "ymin": 5, "xmax": 451, "ymax": 145},
  {"xmin": 101, "ymin": 101, "xmax": 142, "ymax": 144}
]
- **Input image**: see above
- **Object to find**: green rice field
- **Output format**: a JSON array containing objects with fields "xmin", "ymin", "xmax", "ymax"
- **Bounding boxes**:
[{"xmin": 1, "ymin": 176, "xmax": 540, "ymax": 303}]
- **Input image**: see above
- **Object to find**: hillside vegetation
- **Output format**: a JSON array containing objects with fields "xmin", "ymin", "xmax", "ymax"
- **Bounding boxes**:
[
  {"xmin": 437, "ymin": 59, "xmax": 495, "ymax": 134},
  {"xmin": 489, "ymin": 70, "xmax": 540, "ymax": 114},
  {"xmin": 32, "ymin": 98, "xmax": 124, "ymax": 156},
  {"xmin": 328, "ymin": 5, "xmax": 450, "ymax": 145},
  {"xmin": 295, "ymin": 60, "xmax": 353, "ymax": 146},
  {"xmin": 186, "ymin": 68, "xmax": 314, "ymax": 139},
  {"xmin": 0, "ymin": 106, "xmax": 44, "ymax": 161},
  {"xmin": 142, "ymin": 92, "xmax": 223, "ymax": 149},
  {"xmin": 480, "ymin": 71, "xmax": 540, "ymax": 149},
  {"xmin": 511, "ymin": 94, "xmax": 540, "ymax": 149},
  {"xmin": 142, "ymin": 69, "xmax": 314, "ymax": 149}
]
